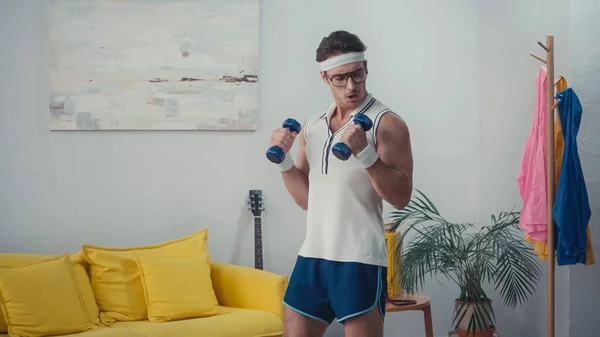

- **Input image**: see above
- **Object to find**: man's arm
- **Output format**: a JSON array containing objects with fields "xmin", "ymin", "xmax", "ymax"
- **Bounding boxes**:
[
  {"xmin": 363, "ymin": 112, "xmax": 413, "ymax": 210},
  {"xmin": 279, "ymin": 126, "xmax": 310, "ymax": 210}
]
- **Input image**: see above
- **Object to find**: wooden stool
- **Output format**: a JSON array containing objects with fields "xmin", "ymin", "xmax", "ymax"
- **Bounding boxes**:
[{"xmin": 385, "ymin": 294, "xmax": 433, "ymax": 337}]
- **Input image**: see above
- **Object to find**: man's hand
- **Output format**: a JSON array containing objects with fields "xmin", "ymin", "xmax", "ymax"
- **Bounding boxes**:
[
  {"xmin": 270, "ymin": 127, "xmax": 297, "ymax": 154},
  {"xmin": 339, "ymin": 124, "xmax": 368, "ymax": 155}
]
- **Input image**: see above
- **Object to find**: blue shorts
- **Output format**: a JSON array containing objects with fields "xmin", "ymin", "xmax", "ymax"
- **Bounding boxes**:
[{"xmin": 283, "ymin": 255, "xmax": 387, "ymax": 325}]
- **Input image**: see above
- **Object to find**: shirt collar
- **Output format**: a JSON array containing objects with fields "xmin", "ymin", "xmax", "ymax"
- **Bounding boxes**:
[{"xmin": 320, "ymin": 93, "xmax": 374, "ymax": 121}]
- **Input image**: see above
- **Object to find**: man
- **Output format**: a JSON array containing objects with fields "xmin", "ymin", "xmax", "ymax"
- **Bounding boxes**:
[{"xmin": 269, "ymin": 30, "xmax": 413, "ymax": 337}]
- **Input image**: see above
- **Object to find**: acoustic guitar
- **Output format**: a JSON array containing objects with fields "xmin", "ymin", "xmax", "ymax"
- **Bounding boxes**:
[{"xmin": 246, "ymin": 189, "xmax": 265, "ymax": 270}]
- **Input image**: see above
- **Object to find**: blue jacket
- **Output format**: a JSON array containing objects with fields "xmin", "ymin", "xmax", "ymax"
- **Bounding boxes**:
[{"xmin": 553, "ymin": 88, "xmax": 591, "ymax": 265}]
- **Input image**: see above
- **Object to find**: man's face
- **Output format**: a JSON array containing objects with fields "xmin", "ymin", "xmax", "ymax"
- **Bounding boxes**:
[{"xmin": 320, "ymin": 60, "xmax": 368, "ymax": 111}]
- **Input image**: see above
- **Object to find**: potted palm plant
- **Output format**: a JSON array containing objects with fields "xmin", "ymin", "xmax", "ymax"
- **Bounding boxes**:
[{"xmin": 388, "ymin": 189, "xmax": 542, "ymax": 337}]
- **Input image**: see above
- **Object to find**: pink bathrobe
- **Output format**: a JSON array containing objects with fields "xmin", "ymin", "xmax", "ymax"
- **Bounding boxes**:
[{"xmin": 517, "ymin": 65, "xmax": 549, "ymax": 242}]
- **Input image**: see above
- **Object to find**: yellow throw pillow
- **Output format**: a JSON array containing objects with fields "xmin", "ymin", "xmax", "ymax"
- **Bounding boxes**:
[
  {"xmin": 0, "ymin": 254, "xmax": 99, "ymax": 337},
  {"xmin": 81, "ymin": 228, "xmax": 209, "ymax": 324},
  {"xmin": 0, "ymin": 253, "xmax": 101, "ymax": 333},
  {"xmin": 137, "ymin": 253, "xmax": 229, "ymax": 322}
]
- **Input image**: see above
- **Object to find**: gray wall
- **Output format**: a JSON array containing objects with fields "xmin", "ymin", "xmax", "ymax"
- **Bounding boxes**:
[
  {"xmin": 0, "ymin": 1, "xmax": 596, "ymax": 336},
  {"xmin": 568, "ymin": 0, "xmax": 600, "ymax": 336}
]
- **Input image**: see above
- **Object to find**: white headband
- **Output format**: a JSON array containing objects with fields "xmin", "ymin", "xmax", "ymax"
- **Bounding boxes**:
[{"xmin": 319, "ymin": 52, "xmax": 366, "ymax": 71}]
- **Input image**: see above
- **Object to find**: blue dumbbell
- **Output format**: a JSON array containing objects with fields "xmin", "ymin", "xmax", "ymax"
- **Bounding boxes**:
[
  {"xmin": 331, "ymin": 114, "xmax": 373, "ymax": 161},
  {"xmin": 266, "ymin": 118, "xmax": 302, "ymax": 164}
]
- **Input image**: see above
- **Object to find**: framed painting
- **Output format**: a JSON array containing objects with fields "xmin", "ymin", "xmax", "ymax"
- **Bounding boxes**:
[{"xmin": 48, "ymin": 0, "xmax": 259, "ymax": 131}]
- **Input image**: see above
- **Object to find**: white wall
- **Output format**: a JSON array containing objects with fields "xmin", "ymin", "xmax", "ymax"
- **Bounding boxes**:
[
  {"xmin": 477, "ymin": 1, "xmax": 571, "ymax": 337},
  {"xmin": 0, "ymin": 1, "xmax": 595, "ymax": 337},
  {"xmin": 568, "ymin": 0, "xmax": 600, "ymax": 336}
]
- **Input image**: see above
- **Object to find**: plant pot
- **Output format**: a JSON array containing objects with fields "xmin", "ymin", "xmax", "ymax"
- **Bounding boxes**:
[
  {"xmin": 454, "ymin": 299, "xmax": 495, "ymax": 337},
  {"xmin": 454, "ymin": 326, "xmax": 496, "ymax": 337}
]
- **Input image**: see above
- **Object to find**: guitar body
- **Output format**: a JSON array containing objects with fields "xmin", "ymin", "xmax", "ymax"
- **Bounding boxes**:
[{"xmin": 247, "ymin": 190, "xmax": 264, "ymax": 270}]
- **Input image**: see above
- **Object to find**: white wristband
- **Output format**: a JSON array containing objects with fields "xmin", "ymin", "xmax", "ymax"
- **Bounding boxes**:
[
  {"xmin": 355, "ymin": 144, "xmax": 379, "ymax": 168},
  {"xmin": 276, "ymin": 153, "xmax": 294, "ymax": 172}
]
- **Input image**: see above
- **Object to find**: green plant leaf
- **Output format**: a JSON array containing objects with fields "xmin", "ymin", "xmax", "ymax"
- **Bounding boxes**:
[{"xmin": 389, "ymin": 189, "xmax": 541, "ymax": 336}]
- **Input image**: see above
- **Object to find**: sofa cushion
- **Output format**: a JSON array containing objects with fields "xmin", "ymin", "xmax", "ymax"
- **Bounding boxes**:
[
  {"xmin": 137, "ymin": 253, "xmax": 228, "ymax": 322},
  {"xmin": 111, "ymin": 307, "xmax": 283, "ymax": 337},
  {"xmin": 0, "ymin": 253, "xmax": 101, "ymax": 333},
  {"xmin": 0, "ymin": 327, "xmax": 147, "ymax": 337},
  {"xmin": 0, "ymin": 254, "xmax": 101, "ymax": 337},
  {"xmin": 81, "ymin": 229, "xmax": 209, "ymax": 325}
]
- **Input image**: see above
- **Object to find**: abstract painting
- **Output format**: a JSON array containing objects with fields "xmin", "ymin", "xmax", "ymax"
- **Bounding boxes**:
[{"xmin": 48, "ymin": 0, "xmax": 259, "ymax": 131}]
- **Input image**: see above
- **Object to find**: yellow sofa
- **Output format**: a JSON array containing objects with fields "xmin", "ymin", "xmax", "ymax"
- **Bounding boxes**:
[{"xmin": 0, "ymin": 229, "xmax": 287, "ymax": 337}]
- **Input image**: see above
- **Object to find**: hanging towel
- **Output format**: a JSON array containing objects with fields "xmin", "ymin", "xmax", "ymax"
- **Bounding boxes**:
[
  {"xmin": 553, "ymin": 87, "xmax": 592, "ymax": 266},
  {"xmin": 523, "ymin": 75, "xmax": 566, "ymax": 260},
  {"xmin": 525, "ymin": 76, "xmax": 566, "ymax": 261},
  {"xmin": 526, "ymin": 76, "xmax": 595, "ymax": 265},
  {"xmin": 517, "ymin": 66, "xmax": 549, "ymax": 242}
]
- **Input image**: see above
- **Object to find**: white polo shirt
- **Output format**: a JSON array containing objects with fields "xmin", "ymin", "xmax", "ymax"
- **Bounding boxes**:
[{"xmin": 298, "ymin": 93, "xmax": 392, "ymax": 267}]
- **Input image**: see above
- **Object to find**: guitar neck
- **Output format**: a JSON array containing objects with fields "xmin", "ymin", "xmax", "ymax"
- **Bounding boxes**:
[{"xmin": 254, "ymin": 216, "xmax": 263, "ymax": 270}]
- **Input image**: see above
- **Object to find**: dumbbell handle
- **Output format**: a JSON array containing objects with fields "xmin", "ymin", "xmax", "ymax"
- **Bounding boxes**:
[
  {"xmin": 266, "ymin": 118, "xmax": 302, "ymax": 164},
  {"xmin": 331, "ymin": 114, "xmax": 373, "ymax": 161}
]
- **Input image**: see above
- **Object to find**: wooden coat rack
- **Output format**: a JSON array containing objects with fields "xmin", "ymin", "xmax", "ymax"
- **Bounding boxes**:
[{"xmin": 529, "ymin": 35, "xmax": 559, "ymax": 337}]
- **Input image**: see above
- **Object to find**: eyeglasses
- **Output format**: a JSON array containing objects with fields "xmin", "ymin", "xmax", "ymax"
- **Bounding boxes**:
[{"xmin": 325, "ymin": 69, "xmax": 368, "ymax": 87}]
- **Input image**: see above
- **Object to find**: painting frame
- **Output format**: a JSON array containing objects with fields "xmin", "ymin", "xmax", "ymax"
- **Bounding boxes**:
[{"xmin": 48, "ymin": 0, "xmax": 260, "ymax": 131}]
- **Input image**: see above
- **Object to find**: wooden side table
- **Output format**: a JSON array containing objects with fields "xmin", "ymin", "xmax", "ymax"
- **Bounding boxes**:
[{"xmin": 385, "ymin": 294, "xmax": 433, "ymax": 337}]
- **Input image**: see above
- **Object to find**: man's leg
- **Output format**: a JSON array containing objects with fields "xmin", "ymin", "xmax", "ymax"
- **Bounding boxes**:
[
  {"xmin": 284, "ymin": 306, "xmax": 328, "ymax": 337},
  {"xmin": 342, "ymin": 305, "xmax": 384, "ymax": 337},
  {"xmin": 328, "ymin": 261, "xmax": 387, "ymax": 337},
  {"xmin": 283, "ymin": 256, "xmax": 335, "ymax": 337}
]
